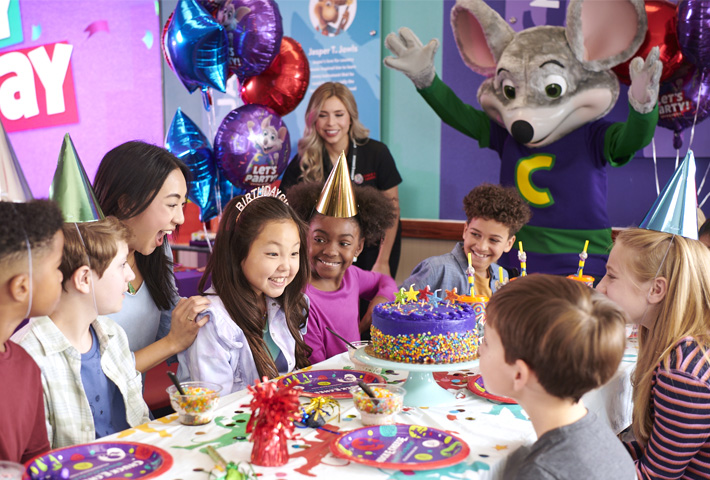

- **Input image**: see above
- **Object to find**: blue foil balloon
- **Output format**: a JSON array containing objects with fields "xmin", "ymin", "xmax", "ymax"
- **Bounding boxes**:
[
  {"xmin": 166, "ymin": 0, "xmax": 229, "ymax": 93},
  {"xmin": 214, "ymin": 168, "xmax": 243, "ymax": 212},
  {"xmin": 165, "ymin": 108, "xmax": 219, "ymax": 222},
  {"xmin": 640, "ymin": 150, "xmax": 698, "ymax": 240}
]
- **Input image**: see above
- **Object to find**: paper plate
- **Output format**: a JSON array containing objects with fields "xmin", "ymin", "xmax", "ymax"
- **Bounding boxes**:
[
  {"xmin": 330, "ymin": 424, "xmax": 470, "ymax": 470},
  {"xmin": 278, "ymin": 369, "xmax": 385, "ymax": 398},
  {"xmin": 25, "ymin": 441, "xmax": 172, "ymax": 480},
  {"xmin": 467, "ymin": 374, "xmax": 517, "ymax": 404}
]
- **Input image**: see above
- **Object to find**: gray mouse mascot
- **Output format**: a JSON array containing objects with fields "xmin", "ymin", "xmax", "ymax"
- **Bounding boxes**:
[{"xmin": 385, "ymin": 0, "xmax": 661, "ymax": 278}]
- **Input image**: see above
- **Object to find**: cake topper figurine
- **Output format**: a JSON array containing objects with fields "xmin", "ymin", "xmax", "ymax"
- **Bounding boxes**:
[
  {"xmin": 315, "ymin": 150, "xmax": 358, "ymax": 218},
  {"xmin": 518, "ymin": 241, "xmax": 527, "ymax": 277}
]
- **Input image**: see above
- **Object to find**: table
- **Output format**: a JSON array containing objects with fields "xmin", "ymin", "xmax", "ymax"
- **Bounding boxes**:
[{"xmin": 101, "ymin": 339, "xmax": 637, "ymax": 480}]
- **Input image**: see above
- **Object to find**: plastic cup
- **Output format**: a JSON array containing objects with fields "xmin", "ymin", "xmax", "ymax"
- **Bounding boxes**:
[
  {"xmin": 350, "ymin": 383, "xmax": 405, "ymax": 425},
  {"xmin": 346, "ymin": 340, "xmax": 372, "ymax": 369},
  {"xmin": 167, "ymin": 381, "xmax": 222, "ymax": 425},
  {"xmin": 566, "ymin": 274, "xmax": 595, "ymax": 288},
  {"xmin": 0, "ymin": 461, "xmax": 24, "ymax": 480}
]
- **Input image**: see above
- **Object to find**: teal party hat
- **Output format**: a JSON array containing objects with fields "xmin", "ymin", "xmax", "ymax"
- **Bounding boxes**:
[{"xmin": 639, "ymin": 150, "xmax": 698, "ymax": 239}]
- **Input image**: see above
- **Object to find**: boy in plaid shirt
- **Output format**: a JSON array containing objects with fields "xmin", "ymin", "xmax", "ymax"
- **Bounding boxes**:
[{"xmin": 13, "ymin": 218, "xmax": 150, "ymax": 448}]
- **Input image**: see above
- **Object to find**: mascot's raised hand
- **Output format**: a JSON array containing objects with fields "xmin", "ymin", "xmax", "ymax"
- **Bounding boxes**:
[
  {"xmin": 384, "ymin": 27, "xmax": 438, "ymax": 90},
  {"xmin": 384, "ymin": 0, "xmax": 661, "ymax": 278}
]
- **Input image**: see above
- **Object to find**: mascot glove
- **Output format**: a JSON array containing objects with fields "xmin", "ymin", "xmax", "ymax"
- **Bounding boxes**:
[
  {"xmin": 629, "ymin": 46, "xmax": 662, "ymax": 115},
  {"xmin": 384, "ymin": 27, "xmax": 439, "ymax": 90}
]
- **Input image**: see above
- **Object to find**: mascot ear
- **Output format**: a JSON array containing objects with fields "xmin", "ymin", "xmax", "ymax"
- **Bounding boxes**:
[
  {"xmin": 450, "ymin": 0, "xmax": 514, "ymax": 77},
  {"xmin": 566, "ymin": 0, "xmax": 647, "ymax": 72}
]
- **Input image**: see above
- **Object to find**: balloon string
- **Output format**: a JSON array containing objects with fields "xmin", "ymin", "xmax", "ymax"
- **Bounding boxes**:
[
  {"xmin": 652, "ymin": 136, "xmax": 660, "ymax": 196},
  {"xmin": 675, "ymin": 149, "xmax": 680, "ymax": 170},
  {"xmin": 202, "ymin": 222, "xmax": 213, "ymax": 254},
  {"xmin": 700, "ymin": 189, "xmax": 710, "ymax": 209},
  {"xmin": 687, "ymin": 70, "xmax": 705, "ymax": 151},
  {"xmin": 697, "ymin": 160, "xmax": 710, "ymax": 198}
]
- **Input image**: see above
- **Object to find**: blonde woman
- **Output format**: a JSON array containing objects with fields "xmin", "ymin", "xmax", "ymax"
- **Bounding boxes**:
[
  {"xmin": 596, "ymin": 228, "xmax": 710, "ymax": 479},
  {"xmin": 280, "ymin": 82, "xmax": 402, "ymax": 278}
]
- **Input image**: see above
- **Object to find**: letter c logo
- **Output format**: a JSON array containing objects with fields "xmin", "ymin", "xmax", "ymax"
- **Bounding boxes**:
[{"xmin": 515, "ymin": 154, "xmax": 555, "ymax": 207}]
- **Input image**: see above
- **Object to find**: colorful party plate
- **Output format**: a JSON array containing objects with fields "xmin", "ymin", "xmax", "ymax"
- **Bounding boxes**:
[
  {"xmin": 467, "ymin": 374, "xmax": 517, "ymax": 404},
  {"xmin": 279, "ymin": 369, "xmax": 385, "ymax": 398},
  {"xmin": 25, "ymin": 441, "xmax": 172, "ymax": 480},
  {"xmin": 330, "ymin": 424, "xmax": 470, "ymax": 470}
]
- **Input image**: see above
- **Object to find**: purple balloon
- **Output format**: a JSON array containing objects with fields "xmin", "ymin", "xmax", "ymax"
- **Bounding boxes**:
[
  {"xmin": 216, "ymin": 0, "xmax": 283, "ymax": 81},
  {"xmin": 677, "ymin": 0, "xmax": 710, "ymax": 69},
  {"xmin": 214, "ymin": 104, "xmax": 290, "ymax": 190},
  {"xmin": 657, "ymin": 65, "xmax": 710, "ymax": 148}
]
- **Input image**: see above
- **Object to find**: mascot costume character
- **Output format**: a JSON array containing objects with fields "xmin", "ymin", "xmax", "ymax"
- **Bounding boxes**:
[{"xmin": 385, "ymin": 0, "xmax": 661, "ymax": 278}]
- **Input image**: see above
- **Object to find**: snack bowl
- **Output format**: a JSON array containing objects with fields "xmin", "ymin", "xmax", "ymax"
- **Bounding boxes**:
[
  {"xmin": 167, "ymin": 381, "xmax": 223, "ymax": 425},
  {"xmin": 346, "ymin": 340, "xmax": 372, "ymax": 369},
  {"xmin": 349, "ymin": 383, "xmax": 406, "ymax": 425}
]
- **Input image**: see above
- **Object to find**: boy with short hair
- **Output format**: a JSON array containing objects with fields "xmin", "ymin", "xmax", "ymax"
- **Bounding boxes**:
[
  {"xmin": 480, "ymin": 274, "xmax": 633, "ymax": 479},
  {"xmin": 13, "ymin": 217, "xmax": 150, "ymax": 448},
  {"xmin": 0, "ymin": 199, "xmax": 63, "ymax": 462},
  {"xmin": 402, "ymin": 183, "xmax": 531, "ymax": 297}
]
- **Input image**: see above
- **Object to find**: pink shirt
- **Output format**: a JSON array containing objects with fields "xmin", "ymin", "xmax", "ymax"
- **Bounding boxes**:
[{"xmin": 304, "ymin": 266, "xmax": 396, "ymax": 363}]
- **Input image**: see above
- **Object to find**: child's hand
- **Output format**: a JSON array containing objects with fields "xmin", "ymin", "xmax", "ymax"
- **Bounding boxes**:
[{"xmin": 168, "ymin": 296, "xmax": 211, "ymax": 352}]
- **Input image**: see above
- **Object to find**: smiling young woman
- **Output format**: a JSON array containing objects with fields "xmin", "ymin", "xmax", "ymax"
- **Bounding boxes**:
[{"xmin": 93, "ymin": 141, "xmax": 210, "ymax": 373}]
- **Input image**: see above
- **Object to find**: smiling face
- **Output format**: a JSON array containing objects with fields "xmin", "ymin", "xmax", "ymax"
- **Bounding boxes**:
[
  {"xmin": 596, "ymin": 242, "xmax": 656, "ymax": 327},
  {"xmin": 93, "ymin": 240, "xmax": 135, "ymax": 315},
  {"xmin": 241, "ymin": 219, "xmax": 301, "ymax": 299},
  {"xmin": 462, "ymin": 218, "xmax": 514, "ymax": 275},
  {"xmin": 308, "ymin": 214, "xmax": 364, "ymax": 289},
  {"xmin": 121, "ymin": 169, "xmax": 187, "ymax": 256},
  {"xmin": 29, "ymin": 230, "xmax": 65, "ymax": 318},
  {"xmin": 315, "ymin": 96, "xmax": 351, "ymax": 155}
]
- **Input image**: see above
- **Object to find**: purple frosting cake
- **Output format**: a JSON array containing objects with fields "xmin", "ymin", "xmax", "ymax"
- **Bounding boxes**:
[{"xmin": 370, "ymin": 301, "xmax": 479, "ymax": 364}]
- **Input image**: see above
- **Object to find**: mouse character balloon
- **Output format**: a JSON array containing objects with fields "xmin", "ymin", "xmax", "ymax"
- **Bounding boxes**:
[{"xmin": 385, "ymin": 0, "xmax": 661, "ymax": 278}]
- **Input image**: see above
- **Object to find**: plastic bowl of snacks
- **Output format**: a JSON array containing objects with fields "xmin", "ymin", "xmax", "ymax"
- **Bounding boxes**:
[
  {"xmin": 347, "ymin": 340, "xmax": 371, "ymax": 369},
  {"xmin": 350, "ymin": 383, "xmax": 405, "ymax": 425},
  {"xmin": 167, "ymin": 381, "xmax": 223, "ymax": 425}
]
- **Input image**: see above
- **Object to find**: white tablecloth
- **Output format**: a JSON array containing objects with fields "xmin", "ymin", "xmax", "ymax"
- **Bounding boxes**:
[{"xmin": 101, "ymin": 338, "xmax": 638, "ymax": 479}]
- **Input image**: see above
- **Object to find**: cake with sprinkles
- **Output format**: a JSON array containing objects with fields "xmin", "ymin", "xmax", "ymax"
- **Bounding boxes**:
[{"xmin": 370, "ymin": 301, "xmax": 479, "ymax": 364}]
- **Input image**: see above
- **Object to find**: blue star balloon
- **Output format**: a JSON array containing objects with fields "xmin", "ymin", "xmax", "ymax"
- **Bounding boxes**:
[
  {"xmin": 640, "ymin": 150, "xmax": 698, "ymax": 239},
  {"xmin": 166, "ymin": 0, "xmax": 229, "ymax": 93},
  {"xmin": 165, "ymin": 108, "xmax": 219, "ymax": 222}
]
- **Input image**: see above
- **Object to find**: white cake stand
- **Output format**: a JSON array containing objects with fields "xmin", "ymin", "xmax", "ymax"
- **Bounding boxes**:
[{"xmin": 354, "ymin": 347, "xmax": 479, "ymax": 407}]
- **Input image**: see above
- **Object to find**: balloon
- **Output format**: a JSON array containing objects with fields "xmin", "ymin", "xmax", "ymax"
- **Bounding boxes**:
[
  {"xmin": 657, "ymin": 65, "xmax": 710, "ymax": 149},
  {"xmin": 214, "ymin": 168, "xmax": 243, "ymax": 211},
  {"xmin": 216, "ymin": 0, "xmax": 283, "ymax": 81},
  {"xmin": 0, "ymin": 119, "xmax": 32, "ymax": 202},
  {"xmin": 49, "ymin": 134, "xmax": 104, "ymax": 223},
  {"xmin": 161, "ymin": 13, "xmax": 173, "ymax": 71},
  {"xmin": 677, "ymin": 0, "xmax": 710, "ymax": 69},
  {"xmin": 214, "ymin": 104, "xmax": 291, "ymax": 190},
  {"xmin": 165, "ymin": 108, "xmax": 220, "ymax": 222},
  {"xmin": 165, "ymin": 0, "xmax": 229, "ymax": 93},
  {"xmin": 612, "ymin": 0, "xmax": 685, "ymax": 85},
  {"xmin": 196, "ymin": 0, "xmax": 224, "ymax": 16},
  {"xmin": 240, "ymin": 37, "xmax": 310, "ymax": 116}
]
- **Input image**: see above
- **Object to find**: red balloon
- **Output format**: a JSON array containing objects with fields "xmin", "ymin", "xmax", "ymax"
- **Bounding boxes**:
[
  {"xmin": 161, "ymin": 13, "xmax": 173, "ymax": 70},
  {"xmin": 240, "ymin": 37, "xmax": 310, "ymax": 116},
  {"xmin": 612, "ymin": 0, "xmax": 685, "ymax": 85}
]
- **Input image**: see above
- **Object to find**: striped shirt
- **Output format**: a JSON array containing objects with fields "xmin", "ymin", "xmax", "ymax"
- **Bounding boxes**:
[
  {"xmin": 625, "ymin": 337, "xmax": 710, "ymax": 479},
  {"xmin": 12, "ymin": 316, "xmax": 150, "ymax": 448}
]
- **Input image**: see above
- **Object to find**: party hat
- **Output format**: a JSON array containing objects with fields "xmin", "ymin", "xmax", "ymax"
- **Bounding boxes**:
[
  {"xmin": 639, "ymin": 149, "xmax": 698, "ymax": 239},
  {"xmin": 315, "ymin": 151, "xmax": 357, "ymax": 217},
  {"xmin": 49, "ymin": 134, "xmax": 105, "ymax": 222},
  {"xmin": 0, "ymin": 119, "xmax": 33, "ymax": 201}
]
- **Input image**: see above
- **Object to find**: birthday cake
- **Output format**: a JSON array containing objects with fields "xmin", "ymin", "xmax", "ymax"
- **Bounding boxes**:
[{"xmin": 370, "ymin": 300, "xmax": 480, "ymax": 364}]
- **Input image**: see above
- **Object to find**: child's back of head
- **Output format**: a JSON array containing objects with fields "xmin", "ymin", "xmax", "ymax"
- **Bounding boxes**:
[
  {"xmin": 487, "ymin": 274, "xmax": 627, "ymax": 402},
  {"xmin": 463, "ymin": 183, "xmax": 531, "ymax": 236}
]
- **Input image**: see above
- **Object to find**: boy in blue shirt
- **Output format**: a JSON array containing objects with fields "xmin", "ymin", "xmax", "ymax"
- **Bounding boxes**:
[
  {"xmin": 402, "ymin": 184, "xmax": 530, "ymax": 298},
  {"xmin": 13, "ymin": 217, "xmax": 150, "ymax": 448},
  {"xmin": 0, "ymin": 200, "xmax": 63, "ymax": 462}
]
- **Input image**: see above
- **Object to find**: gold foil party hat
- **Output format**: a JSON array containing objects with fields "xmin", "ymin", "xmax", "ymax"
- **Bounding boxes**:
[{"xmin": 315, "ymin": 150, "xmax": 357, "ymax": 217}]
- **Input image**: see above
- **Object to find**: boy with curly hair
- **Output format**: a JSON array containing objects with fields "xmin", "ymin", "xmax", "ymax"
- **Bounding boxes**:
[
  {"xmin": 402, "ymin": 183, "xmax": 531, "ymax": 298},
  {"xmin": 287, "ymin": 182, "xmax": 398, "ymax": 362},
  {"xmin": 0, "ymin": 200, "xmax": 64, "ymax": 463}
]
